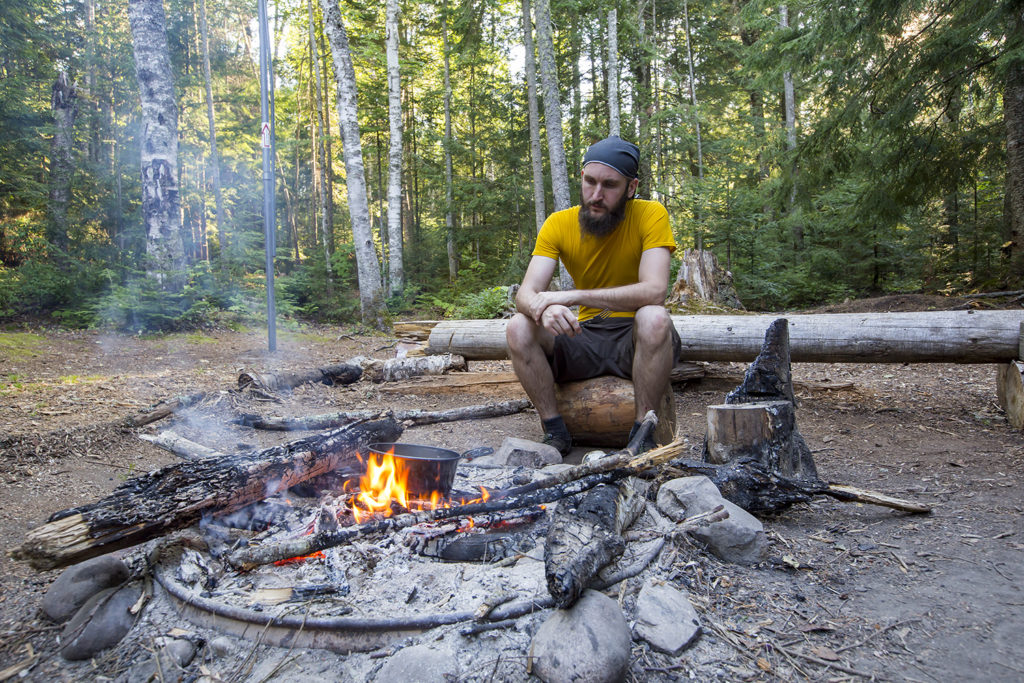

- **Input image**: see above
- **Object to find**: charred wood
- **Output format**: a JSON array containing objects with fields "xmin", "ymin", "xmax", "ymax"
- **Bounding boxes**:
[
  {"xmin": 237, "ymin": 399, "xmax": 531, "ymax": 431},
  {"xmin": 238, "ymin": 363, "xmax": 362, "ymax": 394},
  {"xmin": 10, "ymin": 416, "xmax": 402, "ymax": 571}
]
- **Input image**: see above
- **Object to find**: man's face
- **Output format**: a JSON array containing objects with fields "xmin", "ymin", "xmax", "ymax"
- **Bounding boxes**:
[{"xmin": 579, "ymin": 163, "xmax": 639, "ymax": 237}]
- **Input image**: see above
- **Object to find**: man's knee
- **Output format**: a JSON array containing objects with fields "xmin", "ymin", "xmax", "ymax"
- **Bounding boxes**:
[
  {"xmin": 506, "ymin": 313, "xmax": 537, "ymax": 351},
  {"xmin": 634, "ymin": 305, "xmax": 672, "ymax": 345}
]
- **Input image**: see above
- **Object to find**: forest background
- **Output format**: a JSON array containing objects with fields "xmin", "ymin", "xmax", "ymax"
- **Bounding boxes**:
[{"xmin": 1, "ymin": 0, "xmax": 1022, "ymax": 332}]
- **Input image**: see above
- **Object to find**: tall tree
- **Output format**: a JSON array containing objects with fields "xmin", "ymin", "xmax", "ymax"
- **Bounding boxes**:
[
  {"xmin": 198, "ymin": 0, "xmax": 224, "ymax": 265},
  {"xmin": 1005, "ymin": 7, "xmax": 1024, "ymax": 281},
  {"xmin": 607, "ymin": 8, "xmax": 620, "ymax": 137},
  {"xmin": 521, "ymin": 0, "xmax": 546, "ymax": 234},
  {"xmin": 321, "ymin": 0, "xmax": 386, "ymax": 329},
  {"xmin": 308, "ymin": 0, "xmax": 332, "ymax": 277},
  {"xmin": 128, "ymin": 0, "xmax": 186, "ymax": 290},
  {"xmin": 442, "ymin": 0, "xmax": 457, "ymax": 281},
  {"xmin": 47, "ymin": 71, "xmax": 77, "ymax": 257},
  {"xmin": 385, "ymin": 0, "xmax": 404, "ymax": 296}
]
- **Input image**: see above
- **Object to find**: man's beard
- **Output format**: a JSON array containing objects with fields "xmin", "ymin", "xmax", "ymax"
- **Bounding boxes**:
[{"xmin": 579, "ymin": 192, "xmax": 629, "ymax": 238}]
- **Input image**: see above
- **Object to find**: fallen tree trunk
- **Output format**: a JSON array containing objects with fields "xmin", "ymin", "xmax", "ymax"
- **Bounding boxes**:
[
  {"xmin": 238, "ymin": 363, "xmax": 362, "ymax": 393},
  {"xmin": 353, "ymin": 354, "xmax": 466, "ymax": 382},
  {"xmin": 236, "ymin": 399, "xmax": 532, "ymax": 431},
  {"xmin": 394, "ymin": 310, "xmax": 1024, "ymax": 363},
  {"xmin": 10, "ymin": 416, "xmax": 402, "ymax": 571}
]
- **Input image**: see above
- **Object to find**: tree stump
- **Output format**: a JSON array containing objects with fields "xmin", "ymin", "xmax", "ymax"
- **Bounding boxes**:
[
  {"xmin": 555, "ymin": 375, "xmax": 676, "ymax": 448},
  {"xmin": 703, "ymin": 319, "xmax": 817, "ymax": 481}
]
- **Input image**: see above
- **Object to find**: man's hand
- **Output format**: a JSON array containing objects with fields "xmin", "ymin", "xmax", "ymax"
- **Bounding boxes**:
[
  {"xmin": 540, "ymin": 304, "xmax": 581, "ymax": 337},
  {"xmin": 524, "ymin": 290, "xmax": 569, "ymax": 323}
]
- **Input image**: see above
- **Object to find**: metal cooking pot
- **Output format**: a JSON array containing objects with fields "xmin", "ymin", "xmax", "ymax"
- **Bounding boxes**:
[{"xmin": 367, "ymin": 442, "xmax": 461, "ymax": 497}]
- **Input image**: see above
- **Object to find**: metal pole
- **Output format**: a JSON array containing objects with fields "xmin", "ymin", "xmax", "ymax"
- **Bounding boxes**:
[{"xmin": 258, "ymin": 0, "xmax": 277, "ymax": 352}]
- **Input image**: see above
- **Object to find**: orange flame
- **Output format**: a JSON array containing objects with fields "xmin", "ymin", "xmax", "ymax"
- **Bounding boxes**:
[
  {"xmin": 346, "ymin": 450, "xmax": 492, "ymax": 523},
  {"xmin": 351, "ymin": 447, "xmax": 410, "ymax": 523}
]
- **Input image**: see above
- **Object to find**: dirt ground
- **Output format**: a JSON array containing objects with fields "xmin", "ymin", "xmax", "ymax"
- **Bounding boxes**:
[{"xmin": 2, "ymin": 299, "xmax": 1023, "ymax": 681}]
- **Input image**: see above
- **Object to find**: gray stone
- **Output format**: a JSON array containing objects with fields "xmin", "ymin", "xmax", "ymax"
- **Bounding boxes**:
[
  {"xmin": 161, "ymin": 637, "xmax": 197, "ymax": 668},
  {"xmin": 655, "ymin": 476, "xmax": 722, "ymax": 521},
  {"xmin": 59, "ymin": 582, "xmax": 142, "ymax": 661},
  {"xmin": 43, "ymin": 555, "xmax": 130, "ymax": 623},
  {"xmin": 531, "ymin": 589, "xmax": 631, "ymax": 683},
  {"xmin": 633, "ymin": 580, "xmax": 701, "ymax": 654},
  {"xmin": 373, "ymin": 643, "xmax": 458, "ymax": 683},
  {"xmin": 479, "ymin": 436, "xmax": 562, "ymax": 467},
  {"xmin": 656, "ymin": 476, "xmax": 768, "ymax": 564},
  {"xmin": 208, "ymin": 635, "xmax": 235, "ymax": 657}
]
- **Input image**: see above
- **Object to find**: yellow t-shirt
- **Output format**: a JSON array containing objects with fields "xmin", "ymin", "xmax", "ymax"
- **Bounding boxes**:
[{"xmin": 532, "ymin": 199, "xmax": 675, "ymax": 322}]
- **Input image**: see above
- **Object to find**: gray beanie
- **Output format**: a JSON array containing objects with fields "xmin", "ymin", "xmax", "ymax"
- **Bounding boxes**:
[{"xmin": 582, "ymin": 136, "xmax": 640, "ymax": 179}]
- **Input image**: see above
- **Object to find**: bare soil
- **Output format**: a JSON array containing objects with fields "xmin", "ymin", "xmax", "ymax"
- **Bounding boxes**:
[{"xmin": 2, "ymin": 300, "xmax": 1022, "ymax": 681}]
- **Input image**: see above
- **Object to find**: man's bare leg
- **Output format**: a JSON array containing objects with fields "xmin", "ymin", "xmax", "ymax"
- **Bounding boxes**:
[
  {"xmin": 506, "ymin": 313, "xmax": 559, "ymax": 419},
  {"xmin": 631, "ymin": 305, "xmax": 675, "ymax": 423}
]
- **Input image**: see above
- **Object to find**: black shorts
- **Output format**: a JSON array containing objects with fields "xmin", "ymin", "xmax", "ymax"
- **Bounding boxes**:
[{"xmin": 548, "ymin": 316, "xmax": 682, "ymax": 383}]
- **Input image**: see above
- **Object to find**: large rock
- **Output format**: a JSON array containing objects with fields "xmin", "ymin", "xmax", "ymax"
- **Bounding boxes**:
[
  {"xmin": 373, "ymin": 643, "xmax": 458, "ymax": 683},
  {"xmin": 656, "ymin": 476, "xmax": 768, "ymax": 564},
  {"xmin": 471, "ymin": 437, "xmax": 562, "ymax": 467},
  {"xmin": 59, "ymin": 581, "xmax": 142, "ymax": 660},
  {"xmin": 530, "ymin": 589, "xmax": 632, "ymax": 683},
  {"xmin": 42, "ymin": 555, "xmax": 130, "ymax": 623},
  {"xmin": 633, "ymin": 580, "xmax": 701, "ymax": 654}
]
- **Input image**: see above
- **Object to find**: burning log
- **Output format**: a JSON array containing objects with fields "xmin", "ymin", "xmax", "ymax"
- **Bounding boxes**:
[
  {"xmin": 237, "ymin": 399, "xmax": 532, "ymax": 431},
  {"xmin": 238, "ymin": 362, "xmax": 362, "ymax": 394},
  {"xmin": 10, "ymin": 416, "xmax": 402, "ymax": 571}
]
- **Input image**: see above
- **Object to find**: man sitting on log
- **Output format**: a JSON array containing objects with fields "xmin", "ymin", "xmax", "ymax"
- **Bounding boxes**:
[{"xmin": 507, "ymin": 136, "xmax": 681, "ymax": 455}]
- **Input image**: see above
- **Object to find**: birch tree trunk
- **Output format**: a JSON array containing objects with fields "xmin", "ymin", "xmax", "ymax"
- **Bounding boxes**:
[
  {"xmin": 682, "ymin": 0, "xmax": 703, "ymax": 247},
  {"xmin": 385, "ymin": 0, "xmax": 404, "ymax": 296},
  {"xmin": 129, "ymin": 0, "xmax": 187, "ymax": 291},
  {"xmin": 521, "ymin": 0, "xmax": 546, "ymax": 235},
  {"xmin": 442, "ymin": 1, "xmax": 457, "ymax": 282},
  {"xmin": 47, "ymin": 71, "xmax": 77, "ymax": 256},
  {"xmin": 198, "ymin": 0, "xmax": 224, "ymax": 265},
  {"xmin": 535, "ymin": 0, "xmax": 572, "ymax": 289},
  {"xmin": 607, "ymin": 9, "xmax": 619, "ymax": 137},
  {"xmin": 307, "ymin": 0, "xmax": 332, "ymax": 278},
  {"xmin": 321, "ymin": 0, "xmax": 386, "ymax": 329}
]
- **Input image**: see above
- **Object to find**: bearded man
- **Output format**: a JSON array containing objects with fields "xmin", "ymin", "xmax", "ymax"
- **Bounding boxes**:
[{"xmin": 507, "ymin": 136, "xmax": 681, "ymax": 455}]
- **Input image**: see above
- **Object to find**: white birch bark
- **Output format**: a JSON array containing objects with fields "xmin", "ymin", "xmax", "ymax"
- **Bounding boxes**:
[
  {"xmin": 128, "ymin": 0, "xmax": 186, "ymax": 291},
  {"xmin": 780, "ymin": 5, "xmax": 801, "ymax": 247},
  {"xmin": 321, "ymin": 0, "xmax": 387, "ymax": 329},
  {"xmin": 521, "ymin": 0, "xmax": 546, "ymax": 234},
  {"xmin": 607, "ymin": 8, "xmax": 619, "ymax": 137},
  {"xmin": 385, "ymin": 0, "xmax": 404, "ymax": 296},
  {"xmin": 535, "ymin": 0, "xmax": 572, "ymax": 289}
]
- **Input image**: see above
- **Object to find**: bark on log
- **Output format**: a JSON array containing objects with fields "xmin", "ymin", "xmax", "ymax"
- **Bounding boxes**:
[
  {"xmin": 237, "ymin": 400, "xmax": 532, "ymax": 431},
  {"xmin": 997, "ymin": 360, "xmax": 1024, "ymax": 429},
  {"xmin": 353, "ymin": 354, "xmax": 466, "ymax": 383},
  {"xmin": 395, "ymin": 310, "xmax": 1024, "ymax": 362},
  {"xmin": 10, "ymin": 417, "xmax": 402, "ymax": 571},
  {"xmin": 238, "ymin": 363, "xmax": 362, "ymax": 393},
  {"xmin": 554, "ymin": 375, "xmax": 676, "ymax": 447},
  {"xmin": 127, "ymin": 391, "xmax": 208, "ymax": 427},
  {"xmin": 545, "ymin": 484, "xmax": 625, "ymax": 608},
  {"xmin": 138, "ymin": 431, "xmax": 225, "ymax": 460}
]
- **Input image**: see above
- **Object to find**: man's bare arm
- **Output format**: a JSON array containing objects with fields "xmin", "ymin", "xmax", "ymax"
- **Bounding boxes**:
[
  {"xmin": 515, "ymin": 256, "xmax": 582, "ymax": 337},
  {"xmin": 534, "ymin": 247, "xmax": 672, "ymax": 313}
]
